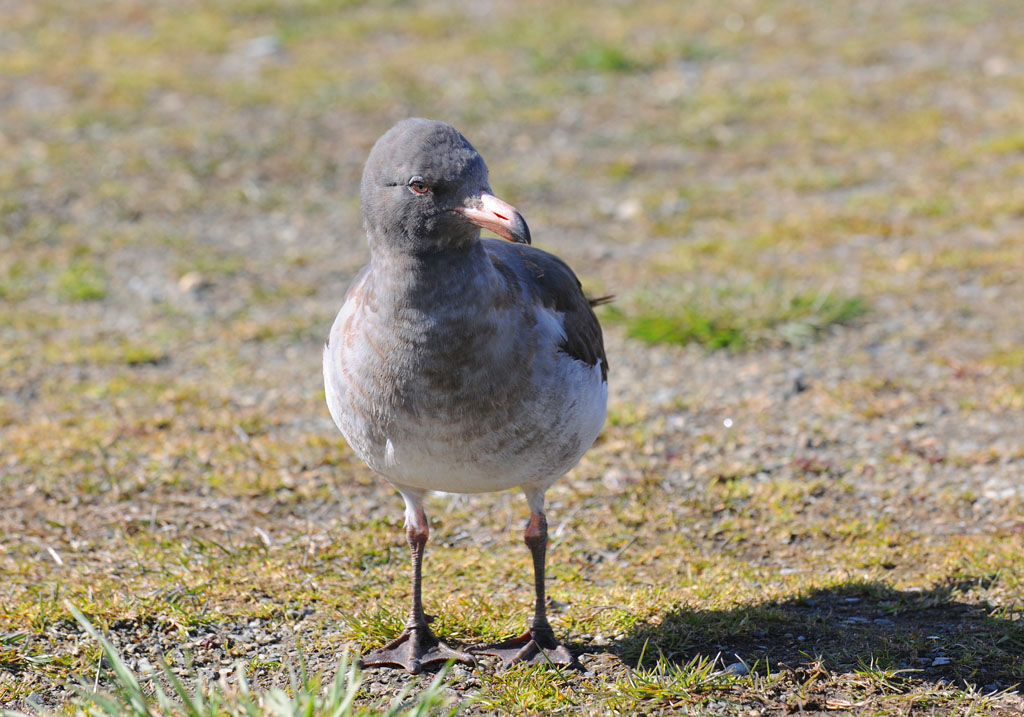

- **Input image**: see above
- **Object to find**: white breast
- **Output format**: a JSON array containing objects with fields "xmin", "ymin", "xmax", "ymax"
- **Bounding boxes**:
[{"xmin": 324, "ymin": 297, "xmax": 607, "ymax": 496}]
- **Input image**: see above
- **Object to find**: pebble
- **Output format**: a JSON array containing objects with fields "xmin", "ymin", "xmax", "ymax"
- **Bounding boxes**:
[
  {"xmin": 723, "ymin": 661, "xmax": 749, "ymax": 675},
  {"xmin": 613, "ymin": 198, "xmax": 642, "ymax": 221},
  {"xmin": 178, "ymin": 271, "xmax": 206, "ymax": 293},
  {"xmin": 368, "ymin": 681, "xmax": 387, "ymax": 695}
]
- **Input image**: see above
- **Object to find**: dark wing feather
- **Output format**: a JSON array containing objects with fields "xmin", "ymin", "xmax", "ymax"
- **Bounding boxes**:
[{"xmin": 485, "ymin": 240, "xmax": 608, "ymax": 382}]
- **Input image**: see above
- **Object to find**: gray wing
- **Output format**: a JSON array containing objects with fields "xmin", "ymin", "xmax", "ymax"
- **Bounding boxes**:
[
  {"xmin": 483, "ymin": 239, "xmax": 608, "ymax": 382},
  {"xmin": 324, "ymin": 264, "xmax": 370, "ymax": 352}
]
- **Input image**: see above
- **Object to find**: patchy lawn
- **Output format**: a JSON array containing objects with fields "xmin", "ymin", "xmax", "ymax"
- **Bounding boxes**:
[{"xmin": 2, "ymin": 0, "xmax": 1023, "ymax": 713}]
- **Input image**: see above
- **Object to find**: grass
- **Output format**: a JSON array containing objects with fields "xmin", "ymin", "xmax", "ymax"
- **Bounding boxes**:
[
  {"xmin": 56, "ymin": 261, "xmax": 108, "ymax": 302},
  {"xmin": 607, "ymin": 283, "xmax": 867, "ymax": 351},
  {"xmin": 3, "ymin": 0, "xmax": 1024, "ymax": 713},
  {"xmin": 610, "ymin": 652, "xmax": 757, "ymax": 709},
  {"xmin": 571, "ymin": 43, "xmax": 639, "ymax": 74},
  {"xmin": 0, "ymin": 605, "xmax": 459, "ymax": 717},
  {"xmin": 473, "ymin": 667, "xmax": 580, "ymax": 713},
  {"xmin": 0, "ymin": 632, "xmax": 55, "ymax": 673}
]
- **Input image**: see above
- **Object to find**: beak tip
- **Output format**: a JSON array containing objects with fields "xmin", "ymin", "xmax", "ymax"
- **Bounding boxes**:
[
  {"xmin": 514, "ymin": 218, "xmax": 532, "ymax": 245},
  {"xmin": 460, "ymin": 191, "xmax": 533, "ymax": 246}
]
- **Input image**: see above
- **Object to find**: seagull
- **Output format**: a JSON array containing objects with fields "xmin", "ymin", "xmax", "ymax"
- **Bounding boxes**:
[{"xmin": 323, "ymin": 118, "xmax": 608, "ymax": 673}]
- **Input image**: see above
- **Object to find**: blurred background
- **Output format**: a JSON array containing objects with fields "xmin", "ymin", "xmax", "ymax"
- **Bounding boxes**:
[{"xmin": 2, "ymin": 0, "xmax": 1023, "ymax": 711}]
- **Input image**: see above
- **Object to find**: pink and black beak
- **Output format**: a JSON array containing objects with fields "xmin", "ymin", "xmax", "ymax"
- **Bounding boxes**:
[{"xmin": 455, "ymin": 191, "xmax": 531, "ymax": 245}]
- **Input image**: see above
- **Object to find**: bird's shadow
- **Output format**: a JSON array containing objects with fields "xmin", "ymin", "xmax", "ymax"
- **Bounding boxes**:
[{"xmin": 583, "ymin": 576, "xmax": 1023, "ymax": 694}]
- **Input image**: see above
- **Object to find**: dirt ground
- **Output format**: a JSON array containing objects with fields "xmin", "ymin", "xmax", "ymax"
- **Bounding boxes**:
[{"xmin": 2, "ymin": 0, "xmax": 1023, "ymax": 714}]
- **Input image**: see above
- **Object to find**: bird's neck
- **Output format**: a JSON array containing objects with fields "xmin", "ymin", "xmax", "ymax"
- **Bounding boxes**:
[{"xmin": 369, "ymin": 239, "xmax": 498, "ymax": 310}]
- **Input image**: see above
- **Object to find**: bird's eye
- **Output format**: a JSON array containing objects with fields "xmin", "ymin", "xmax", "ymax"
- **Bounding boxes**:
[{"xmin": 408, "ymin": 177, "xmax": 430, "ymax": 195}]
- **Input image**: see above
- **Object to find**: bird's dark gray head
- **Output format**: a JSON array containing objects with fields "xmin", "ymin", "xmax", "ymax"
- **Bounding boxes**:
[{"xmin": 360, "ymin": 118, "xmax": 530, "ymax": 254}]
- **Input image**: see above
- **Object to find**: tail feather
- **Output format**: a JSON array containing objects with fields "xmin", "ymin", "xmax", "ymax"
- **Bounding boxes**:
[{"xmin": 588, "ymin": 294, "xmax": 615, "ymax": 308}]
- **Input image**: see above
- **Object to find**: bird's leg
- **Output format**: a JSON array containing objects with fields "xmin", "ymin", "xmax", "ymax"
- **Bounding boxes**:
[
  {"xmin": 407, "ymin": 508, "xmax": 430, "ymax": 628},
  {"xmin": 524, "ymin": 512, "xmax": 564, "ymax": 650},
  {"xmin": 470, "ymin": 510, "xmax": 573, "ymax": 669},
  {"xmin": 360, "ymin": 504, "xmax": 474, "ymax": 674}
]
